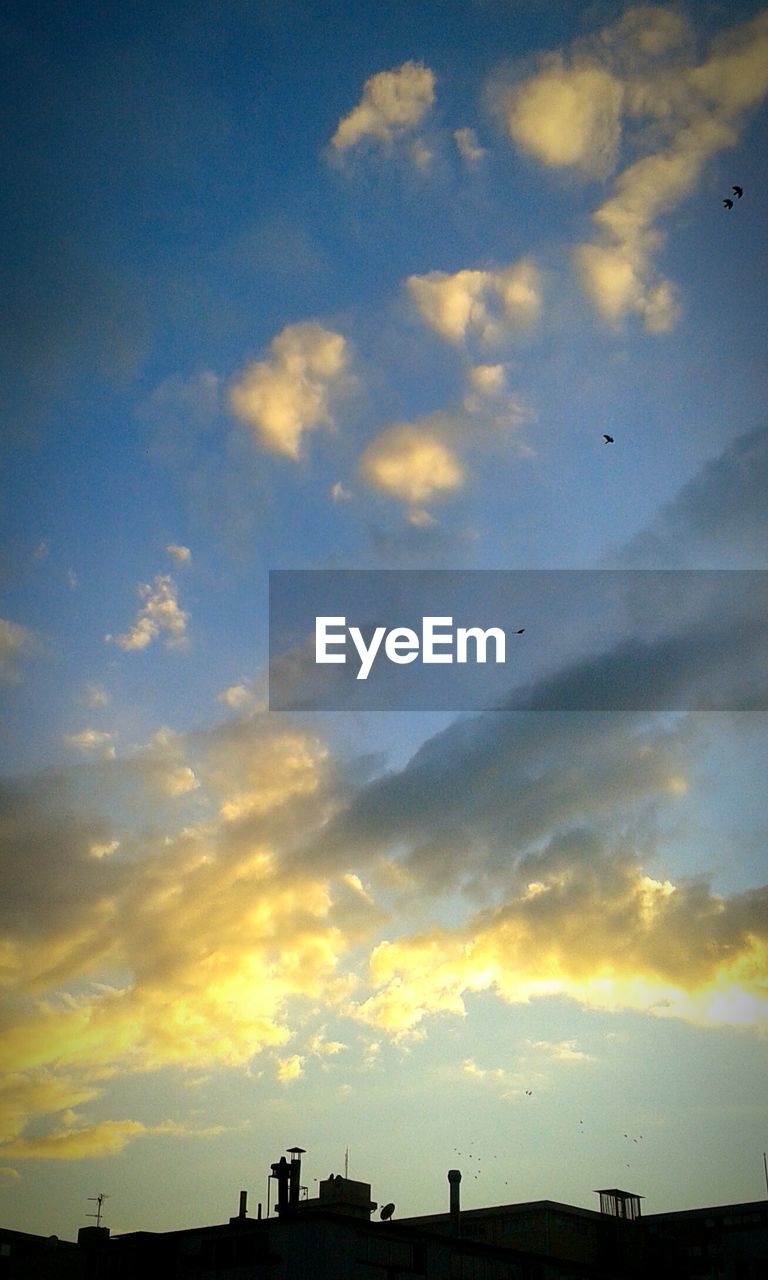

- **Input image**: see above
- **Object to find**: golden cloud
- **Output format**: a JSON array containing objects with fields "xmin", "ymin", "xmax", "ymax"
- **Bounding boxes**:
[
  {"xmin": 358, "ymin": 423, "xmax": 464, "ymax": 506},
  {"xmin": 229, "ymin": 322, "xmax": 351, "ymax": 458},
  {"xmin": 1, "ymin": 1116, "xmax": 225, "ymax": 1160},
  {"xmin": 407, "ymin": 260, "xmax": 540, "ymax": 344},
  {"xmin": 351, "ymin": 847, "xmax": 768, "ymax": 1036},
  {"xmin": 505, "ymin": 59, "xmax": 624, "ymax": 176}
]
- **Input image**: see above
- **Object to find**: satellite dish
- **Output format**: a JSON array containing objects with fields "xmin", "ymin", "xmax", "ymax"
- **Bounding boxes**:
[{"xmin": 380, "ymin": 1203, "xmax": 395, "ymax": 1221}]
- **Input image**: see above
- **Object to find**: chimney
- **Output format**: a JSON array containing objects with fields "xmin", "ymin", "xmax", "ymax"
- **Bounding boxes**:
[
  {"xmin": 448, "ymin": 1169, "xmax": 461, "ymax": 1238},
  {"xmin": 270, "ymin": 1157, "xmax": 292, "ymax": 1217},
  {"xmin": 229, "ymin": 1190, "xmax": 249, "ymax": 1226},
  {"xmin": 287, "ymin": 1147, "xmax": 305, "ymax": 1210}
]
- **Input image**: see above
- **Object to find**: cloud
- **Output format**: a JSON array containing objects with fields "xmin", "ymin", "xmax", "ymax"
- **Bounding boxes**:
[
  {"xmin": 454, "ymin": 127, "xmax": 485, "ymax": 164},
  {"xmin": 352, "ymin": 833, "xmax": 768, "ymax": 1036},
  {"xmin": 467, "ymin": 364, "xmax": 507, "ymax": 397},
  {"xmin": 63, "ymin": 730, "xmax": 116, "ymax": 761},
  {"xmin": 229, "ymin": 322, "xmax": 352, "ymax": 459},
  {"xmin": 0, "ymin": 1074, "xmax": 101, "ymax": 1147},
  {"xmin": 331, "ymin": 61, "xmax": 435, "ymax": 151},
  {"xmin": 0, "ymin": 718, "xmax": 360, "ymax": 1147},
  {"xmin": 84, "ymin": 684, "xmax": 110, "ymax": 709},
  {"xmin": 407, "ymin": 259, "xmax": 541, "ymax": 343},
  {"xmin": 275, "ymin": 1054, "xmax": 304, "ymax": 1083},
  {"xmin": 504, "ymin": 58, "xmax": 624, "ymax": 176},
  {"xmin": 2, "ymin": 579, "xmax": 767, "ymax": 1147},
  {"xmin": 585, "ymin": 10, "xmax": 768, "ymax": 329},
  {"xmin": 0, "ymin": 1116, "xmax": 223, "ymax": 1160},
  {"xmin": 165, "ymin": 543, "xmax": 191, "ymax": 564},
  {"xmin": 107, "ymin": 574, "xmax": 188, "ymax": 652},
  {"xmin": 0, "ymin": 618, "xmax": 39, "ymax": 684},
  {"xmin": 616, "ymin": 425, "xmax": 768, "ymax": 568},
  {"xmin": 527, "ymin": 1038, "xmax": 594, "ymax": 1063},
  {"xmin": 498, "ymin": 8, "xmax": 768, "ymax": 331},
  {"xmin": 217, "ymin": 682, "xmax": 259, "ymax": 712},
  {"xmin": 461, "ymin": 1057, "xmax": 527, "ymax": 1099},
  {"xmin": 358, "ymin": 422, "xmax": 464, "ymax": 506}
]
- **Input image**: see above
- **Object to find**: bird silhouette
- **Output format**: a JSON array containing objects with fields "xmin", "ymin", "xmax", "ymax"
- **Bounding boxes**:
[
  {"xmin": 733, "ymin": 185, "xmax": 743, "ymax": 198},
  {"xmin": 724, "ymin": 198, "xmax": 734, "ymax": 209},
  {"xmin": 514, "ymin": 628, "xmax": 525, "ymax": 635},
  {"xmin": 602, "ymin": 434, "xmax": 614, "ymax": 444}
]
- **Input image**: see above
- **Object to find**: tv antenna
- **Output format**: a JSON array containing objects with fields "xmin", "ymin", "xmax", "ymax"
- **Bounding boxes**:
[{"xmin": 87, "ymin": 1193, "xmax": 109, "ymax": 1227}]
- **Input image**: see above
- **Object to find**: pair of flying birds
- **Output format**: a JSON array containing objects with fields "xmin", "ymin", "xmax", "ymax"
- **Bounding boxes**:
[{"xmin": 724, "ymin": 185, "xmax": 744, "ymax": 209}]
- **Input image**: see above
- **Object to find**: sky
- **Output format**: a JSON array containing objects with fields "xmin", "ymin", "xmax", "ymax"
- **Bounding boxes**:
[{"xmin": 1, "ymin": 0, "xmax": 767, "ymax": 1241}]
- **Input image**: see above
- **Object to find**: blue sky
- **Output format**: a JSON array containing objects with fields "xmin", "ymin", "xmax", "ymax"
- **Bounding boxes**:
[{"xmin": 1, "ymin": 0, "xmax": 767, "ymax": 1240}]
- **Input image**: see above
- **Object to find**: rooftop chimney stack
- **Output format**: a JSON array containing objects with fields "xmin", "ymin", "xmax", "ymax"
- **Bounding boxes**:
[
  {"xmin": 270, "ymin": 1157, "xmax": 292, "ymax": 1217},
  {"xmin": 448, "ymin": 1169, "xmax": 462, "ymax": 1238},
  {"xmin": 287, "ymin": 1147, "xmax": 306, "ymax": 1210}
]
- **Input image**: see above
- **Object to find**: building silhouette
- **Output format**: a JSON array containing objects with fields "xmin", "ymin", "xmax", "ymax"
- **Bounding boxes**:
[{"xmin": 2, "ymin": 1147, "xmax": 767, "ymax": 1278}]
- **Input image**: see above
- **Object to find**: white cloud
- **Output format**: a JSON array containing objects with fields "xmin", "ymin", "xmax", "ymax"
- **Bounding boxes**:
[
  {"xmin": 407, "ymin": 259, "xmax": 541, "ymax": 344},
  {"xmin": 229, "ymin": 322, "xmax": 352, "ymax": 459},
  {"xmin": 331, "ymin": 61, "xmax": 435, "ymax": 151},
  {"xmin": 218, "ymin": 682, "xmax": 257, "ymax": 712},
  {"xmin": 527, "ymin": 1038, "xmax": 594, "ymax": 1063},
  {"xmin": 165, "ymin": 544, "xmax": 191, "ymax": 565},
  {"xmin": 107, "ymin": 574, "xmax": 188, "ymax": 652},
  {"xmin": 358, "ymin": 423, "xmax": 464, "ymax": 506}
]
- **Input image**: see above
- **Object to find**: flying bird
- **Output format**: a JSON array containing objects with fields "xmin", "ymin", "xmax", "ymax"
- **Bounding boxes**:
[
  {"xmin": 602, "ymin": 434, "xmax": 614, "ymax": 444},
  {"xmin": 733, "ymin": 185, "xmax": 743, "ymax": 198},
  {"xmin": 723, "ymin": 198, "xmax": 733, "ymax": 209},
  {"xmin": 514, "ymin": 628, "xmax": 525, "ymax": 635}
]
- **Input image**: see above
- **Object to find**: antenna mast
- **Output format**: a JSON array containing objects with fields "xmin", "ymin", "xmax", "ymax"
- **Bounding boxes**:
[
  {"xmin": 87, "ymin": 1193, "xmax": 109, "ymax": 1228},
  {"xmin": 345, "ymin": 1147, "xmax": 349, "ymax": 1179}
]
